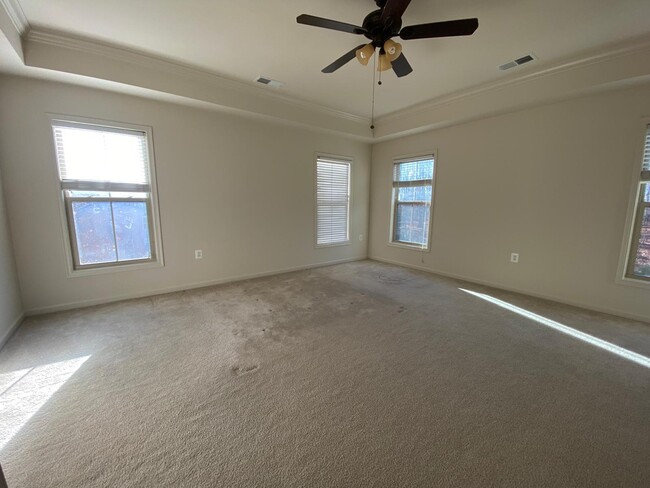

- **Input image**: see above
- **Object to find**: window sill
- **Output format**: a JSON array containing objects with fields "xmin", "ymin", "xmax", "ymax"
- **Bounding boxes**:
[
  {"xmin": 616, "ymin": 275, "xmax": 650, "ymax": 290},
  {"xmin": 316, "ymin": 240, "xmax": 352, "ymax": 249},
  {"xmin": 67, "ymin": 259, "xmax": 164, "ymax": 278},
  {"xmin": 388, "ymin": 241, "xmax": 431, "ymax": 252}
]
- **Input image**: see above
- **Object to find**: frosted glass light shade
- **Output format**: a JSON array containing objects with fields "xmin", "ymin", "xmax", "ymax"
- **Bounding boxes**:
[
  {"xmin": 378, "ymin": 54, "xmax": 392, "ymax": 71},
  {"xmin": 355, "ymin": 43, "xmax": 375, "ymax": 66},
  {"xmin": 384, "ymin": 39, "xmax": 402, "ymax": 61}
]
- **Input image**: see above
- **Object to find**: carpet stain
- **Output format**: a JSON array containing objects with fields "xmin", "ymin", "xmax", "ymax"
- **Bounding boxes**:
[
  {"xmin": 232, "ymin": 365, "xmax": 259, "ymax": 376},
  {"xmin": 378, "ymin": 274, "xmax": 410, "ymax": 284}
]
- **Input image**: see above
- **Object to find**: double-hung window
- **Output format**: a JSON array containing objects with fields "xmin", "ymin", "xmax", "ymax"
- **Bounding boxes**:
[
  {"xmin": 316, "ymin": 156, "xmax": 351, "ymax": 246},
  {"xmin": 390, "ymin": 155, "xmax": 435, "ymax": 249},
  {"xmin": 625, "ymin": 125, "xmax": 650, "ymax": 281},
  {"xmin": 51, "ymin": 118, "xmax": 162, "ymax": 272}
]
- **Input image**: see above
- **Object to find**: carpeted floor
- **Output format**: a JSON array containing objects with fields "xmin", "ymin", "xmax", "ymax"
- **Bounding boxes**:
[{"xmin": 0, "ymin": 261, "xmax": 649, "ymax": 487}]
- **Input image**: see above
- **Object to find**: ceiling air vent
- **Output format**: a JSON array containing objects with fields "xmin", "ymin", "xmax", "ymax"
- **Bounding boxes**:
[
  {"xmin": 499, "ymin": 53, "xmax": 537, "ymax": 71},
  {"xmin": 255, "ymin": 76, "xmax": 284, "ymax": 88}
]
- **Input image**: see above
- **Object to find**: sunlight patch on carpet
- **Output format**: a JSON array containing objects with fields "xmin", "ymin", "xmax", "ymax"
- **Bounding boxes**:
[
  {"xmin": 460, "ymin": 289, "xmax": 650, "ymax": 369},
  {"xmin": 0, "ymin": 356, "xmax": 90, "ymax": 450}
]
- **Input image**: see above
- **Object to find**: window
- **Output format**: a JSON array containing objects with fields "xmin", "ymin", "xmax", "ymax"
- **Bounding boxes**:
[
  {"xmin": 625, "ymin": 125, "xmax": 650, "ymax": 281},
  {"xmin": 390, "ymin": 155, "xmax": 435, "ymax": 249},
  {"xmin": 51, "ymin": 119, "xmax": 162, "ymax": 272},
  {"xmin": 316, "ymin": 156, "xmax": 351, "ymax": 246}
]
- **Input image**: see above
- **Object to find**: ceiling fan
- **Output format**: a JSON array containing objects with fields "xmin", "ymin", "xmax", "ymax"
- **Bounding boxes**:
[{"xmin": 297, "ymin": 0, "xmax": 479, "ymax": 78}]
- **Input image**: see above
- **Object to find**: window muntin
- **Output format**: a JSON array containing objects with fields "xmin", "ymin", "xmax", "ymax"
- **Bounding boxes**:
[
  {"xmin": 51, "ymin": 120, "xmax": 159, "ymax": 270},
  {"xmin": 391, "ymin": 156, "xmax": 435, "ymax": 248},
  {"xmin": 626, "ymin": 126, "xmax": 650, "ymax": 281},
  {"xmin": 316, "ymin": 157, "xmax": 351, "ymax": 246}
]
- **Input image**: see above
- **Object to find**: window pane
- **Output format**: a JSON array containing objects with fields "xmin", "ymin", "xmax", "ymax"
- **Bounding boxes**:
[
  {"xmin": 632, "ymin": 207, "xmax": 650, "ymax": 278},
  {"xmin": 113, "ymin": 202, "xmax": 152, "ymax": 261},
  {"xmin": 398, "ymin": 185, "xmax": 432, "ymax": 202},
  {"xmin": 395, "ymin": 203, "xmax": 430, "ymax": 246},
  {"xmin": 395, "ymin": 160, "xmax": 434, "ymax": 182},
  {"xmin": 71, "ymin": 202, "xmax": 117, "ymax": 265},
  {"xmin": 54, "ymin": 125, "xmax": 149, "ymax": 185}
]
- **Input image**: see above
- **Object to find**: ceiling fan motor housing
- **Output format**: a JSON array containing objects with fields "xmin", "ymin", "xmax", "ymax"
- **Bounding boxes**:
[{"xmin": 362, "ymin": 9, "xmax": 402, "ymax": 46}]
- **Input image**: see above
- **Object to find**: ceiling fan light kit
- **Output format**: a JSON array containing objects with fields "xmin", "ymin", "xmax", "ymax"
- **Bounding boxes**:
[{"xmin": 296, "ymin": 0, "xmax": 479, "ymax": 78}]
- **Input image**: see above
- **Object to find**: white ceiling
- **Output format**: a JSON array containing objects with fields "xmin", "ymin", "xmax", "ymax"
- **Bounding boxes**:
[{"xmin": 10, "ymin": 0, "xmax": 650, "ymax": 119}]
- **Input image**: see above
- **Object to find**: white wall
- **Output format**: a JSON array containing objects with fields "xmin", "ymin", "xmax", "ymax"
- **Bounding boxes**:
[
  {"xmin": 0, "ymin": 75, "xmax": 371, "ymax": 313},
  {"xmin": 370, "ymin": 84, "xmax": 650, "ymax": 322},
  {"xmin": 0, "ymin": 163, "xmax": 23, "ymax": 344}
]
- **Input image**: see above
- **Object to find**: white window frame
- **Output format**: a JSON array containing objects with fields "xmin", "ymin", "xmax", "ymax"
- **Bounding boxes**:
[
  {"xmin": 314, "ymin": 153, "xmax": 352, "ymax": 248},
  {"xmin": 389, "ymin": 152, "xmax": 436, "ymax": 251},
  {"xmin": 48, "ymin": 114, "xmax": 165, "ymax": 277},
  {"xmin": 617, "ymin": 119, "xmax": 650, "ymax": 288}
]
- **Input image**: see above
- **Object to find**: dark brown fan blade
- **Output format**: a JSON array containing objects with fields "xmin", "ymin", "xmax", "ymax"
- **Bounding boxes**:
[
  {"xmin": 297, "ymin": 14, "xmax": 365, "ymax": 35},
  {"xmin": 381, "ymin": 0, "xmax": 412, "ymax": 23},
  {"xmin": 391, "ymin": 53, "xmax": 413, "ymax": 77},
  {"xmin": 400, "ymin": 18, "xmax": 479, "ymax": 40},
  {"xmin": 322, "ymin": 45, "xmax": 367, "ymax": 73}
]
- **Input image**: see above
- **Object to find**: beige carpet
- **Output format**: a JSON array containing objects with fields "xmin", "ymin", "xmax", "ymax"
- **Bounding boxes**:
[{"xmin": 0, "ymin": 261, "xmax": 649, "ymax": 487}]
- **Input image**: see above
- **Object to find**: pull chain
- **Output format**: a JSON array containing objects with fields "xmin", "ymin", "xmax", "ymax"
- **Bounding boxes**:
[{"xmin": 370, "ymin": 48, "xmax": 377, "ymax": 131}]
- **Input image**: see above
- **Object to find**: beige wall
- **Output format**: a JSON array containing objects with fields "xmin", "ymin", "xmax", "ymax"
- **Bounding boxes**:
[
  {"xmin": 0, "ymin": 163, "xmax": 23, "ymax": 344},
  {"xmin": 0, "ymin": 75, "xmax": 371, "ymax": 313},
  {"xmin": 2, "ymin": 74, "xmax": 648, "ymax": 322},
  {"xmin": 370, "ymin": 84, "xmax": 650, "ymax": 322}
]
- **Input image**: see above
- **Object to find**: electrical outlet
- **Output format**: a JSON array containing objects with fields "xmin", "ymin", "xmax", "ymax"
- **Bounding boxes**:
[
  {"xmin": 195, "ymin": 250, "xmax": 203, "ymax": 260},
  {"xmin": 359, "ymin": 234, "xmax": 364, "ymax": 241},
  {"xmin": 510, "ymin": 252, "xmax": 519, "ymax": 263}
]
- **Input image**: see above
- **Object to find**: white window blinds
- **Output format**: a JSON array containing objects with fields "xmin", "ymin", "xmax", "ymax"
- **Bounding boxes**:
[
  {"xmin": 52, "ymin": 121, "xmax": 151, "ymax": 192},
  {"xmin": 642, "ymin": 125, "xmax": 650, "ymax": 177},
  {"xmin": 393, "ymin": 158, "xmax": 434, "ymax": 188},
  {"xmin": 316, "ymin": 157, "xmax": 350, "ymax": 246}
]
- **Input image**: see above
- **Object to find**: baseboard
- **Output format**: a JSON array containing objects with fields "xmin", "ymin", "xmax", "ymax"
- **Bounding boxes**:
[
  {"xmin": 370, "ymin": 256, "xmax": 650, "ymax": 324},
  {"xmin": 25, "ymin": 256, "xmax": 367, "ymax": 316},
  {"xmin": 0, "ymin": 312, "xmax": 24, "ymax": 350}
]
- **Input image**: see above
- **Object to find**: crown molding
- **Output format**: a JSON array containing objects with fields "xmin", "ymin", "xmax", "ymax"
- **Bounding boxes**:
[
  {"xmin": 0, "ymin": 0, "xmax": 27, "ymax": 34},
  {"xmin": 381, "ymin": 35, "xmax": 650, "ymax": 124},
  {"xmin": 26, "ymin": 29, "xmax": 368, "ymax": 126},
  {"xmin": 14, "ymin": 23, "xmax": 650, "ymax": 143},
  {"xmin": 23, "ymin": 28, "xmax": 372, "ymax": 140},
  {"xmin": 373, "ymin": 34, "xmax": 650, "ymax": 140},
  {"xmin": 0, "ymin": 0, "xmax": 27, "ymax": 59}
]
